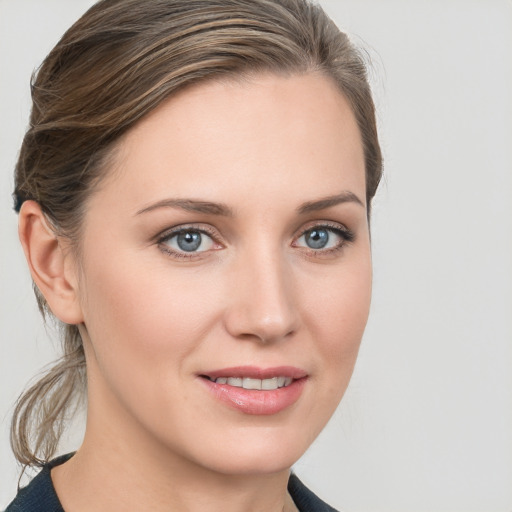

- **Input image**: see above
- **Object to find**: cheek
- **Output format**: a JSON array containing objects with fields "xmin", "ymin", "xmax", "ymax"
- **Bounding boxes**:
[
  {"xmin": 80, "ymin": 256, "xmax": 216, "ymax": 352},
  {"xmin": 301, "ymin": 250, "xmax": 372, "ymax": 382},
  {"xmin": 77, "ymin": 252, "xmax": 244, "ymax": 427},
  {"xmin": 76, "ymin": 253, "xmax": 225, "ymax": 433}
]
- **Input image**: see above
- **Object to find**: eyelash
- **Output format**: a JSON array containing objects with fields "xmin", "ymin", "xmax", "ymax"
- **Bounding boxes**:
[
  {"xmin": 155, "ymin": 222, "xmax": 355, "ymax": 260},
  {"xmin": 292, "ymin": 222, "xmax": 354, "ymax": 259}
]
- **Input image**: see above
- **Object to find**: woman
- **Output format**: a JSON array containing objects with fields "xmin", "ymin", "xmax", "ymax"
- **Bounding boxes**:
[{"xmin": 6, "ymin": 0, "xmax": 382, "ymax": 510}]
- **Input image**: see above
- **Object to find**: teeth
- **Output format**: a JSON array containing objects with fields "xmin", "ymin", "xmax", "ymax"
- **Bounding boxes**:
[
  {"xmin": 243, "ymin": 377, "xmax": 261, "ymax": 390},
  {"xmin": 213, "ymin": 376, "xmax": 293, "ymax": 390},
  {"xmin": 261, "ymin": 377, "xmax": 278, "ymax": 390}
]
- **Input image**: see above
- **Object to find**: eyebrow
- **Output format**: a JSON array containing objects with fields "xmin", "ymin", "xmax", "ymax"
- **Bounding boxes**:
[
  {"xmin": 136, "ymin": 190, "xmax": 364, "ymax": 217},
  {"xmin": 297, "ymin": 191, "xmax": 364, "ymax": 214},
  {"xmin": 136, "ymin": 198, "xmax": 233, "ymax": 217}
]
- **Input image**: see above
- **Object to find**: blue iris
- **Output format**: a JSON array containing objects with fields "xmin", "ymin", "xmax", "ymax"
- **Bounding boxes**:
[
  {"xmin": 176, "ymin": 231, "xmax": 202, "ymax": 252},
  {"xmin": 305, "ymin": 228, "xmax": 329, "ymax": 249}
]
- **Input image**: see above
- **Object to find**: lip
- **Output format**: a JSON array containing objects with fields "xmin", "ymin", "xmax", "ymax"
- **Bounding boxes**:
[
  {"xmin": 198, "ymin": 366, "xmax": 308, "ymax": 415},
  {"xmin": 202, "ymin": 365, "xmax": 307, "ymax": 380}
]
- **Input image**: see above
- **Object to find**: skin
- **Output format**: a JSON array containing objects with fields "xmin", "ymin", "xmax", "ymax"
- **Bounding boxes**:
[{"xmin": 20, "ymin": 73, "xmax": 372, "ymax": 512}]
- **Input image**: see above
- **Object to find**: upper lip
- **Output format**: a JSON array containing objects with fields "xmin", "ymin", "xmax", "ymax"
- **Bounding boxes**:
[{"xmin": 200, "ymin": 366, "xmax": 307, "ymax": 380}]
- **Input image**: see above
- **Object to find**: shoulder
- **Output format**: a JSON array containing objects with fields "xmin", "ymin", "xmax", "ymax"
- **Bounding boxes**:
[
  {"xmin": 4, "ymin": 455, "xmax": 71, "ymax": 512},
  {"xmin": 288, "ymin": 473, "xmax": 341, "ymax": 512}
]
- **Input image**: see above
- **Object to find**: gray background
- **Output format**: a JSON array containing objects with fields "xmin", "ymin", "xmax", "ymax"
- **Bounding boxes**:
[{"xmin": 1, "ymin": 1, "xmax": 511, "ymax": 510}]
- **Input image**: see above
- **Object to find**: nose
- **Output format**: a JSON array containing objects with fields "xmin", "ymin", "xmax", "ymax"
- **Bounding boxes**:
[{"xmin": 223, "ymin": 247, "xmax": 299, "ymax": 344}]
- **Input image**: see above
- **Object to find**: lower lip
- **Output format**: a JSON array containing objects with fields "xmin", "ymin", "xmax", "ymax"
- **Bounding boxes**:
[{"xmin": 200, "ymin": 377, "xmax": 307, "ymax": 415}]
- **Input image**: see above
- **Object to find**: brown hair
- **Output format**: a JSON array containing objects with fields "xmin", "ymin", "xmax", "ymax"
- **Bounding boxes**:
[{"xmin": 12, "ymin": 0, "xmax": 382, "ymax": 468}]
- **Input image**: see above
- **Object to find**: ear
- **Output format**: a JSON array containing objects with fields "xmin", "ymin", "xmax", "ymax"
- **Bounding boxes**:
[{"xmin": 18, "ymin": 200, "xmax": 84, "ymax": 325}]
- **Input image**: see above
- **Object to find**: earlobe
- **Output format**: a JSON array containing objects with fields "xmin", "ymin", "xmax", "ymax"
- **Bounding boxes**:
[{"xmin": 18, "ymin": 200, "xmax": 84, "ymax": 325}]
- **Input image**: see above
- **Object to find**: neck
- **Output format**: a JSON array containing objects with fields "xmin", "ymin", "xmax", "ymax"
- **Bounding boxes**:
[{"xmin": 52, "ymin": 442, "xmax": 292, "ymax": 512}]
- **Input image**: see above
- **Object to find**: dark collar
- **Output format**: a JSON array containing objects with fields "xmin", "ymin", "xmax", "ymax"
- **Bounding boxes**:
[
  {"xmin": 288, "ymin": 472, "xmax": 340, "ymax": 511},
  {"xmin": 5, "ymin": 454, "xmax": 71, "ymax": 512}
]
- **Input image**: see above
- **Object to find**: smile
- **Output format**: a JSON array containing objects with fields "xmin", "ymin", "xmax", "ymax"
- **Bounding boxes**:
[
  {"xmin": 200, "ymin": 366, "xmax": 307, "ymax": 415},
  {"xmin": 205, "ymin": 376, "xmax": 293, "ymax": 390}
]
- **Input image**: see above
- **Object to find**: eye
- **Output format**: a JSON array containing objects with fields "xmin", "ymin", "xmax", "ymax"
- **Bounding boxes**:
[
  {"xmin": 160, "ymin": 228, "xmax": 216, "ymax": 255},
  {"xmin": 293, "ymin": 224, "xmax": 353, "ymax": 253}
]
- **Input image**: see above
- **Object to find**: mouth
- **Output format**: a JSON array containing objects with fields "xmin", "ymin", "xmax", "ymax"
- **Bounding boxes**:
[
  {"xmin": 201, "ymin": 376, "xmax": 293, "ymax": 390},
  {"xmin": 199, "ymin": 366, "xmax": 307, "ymax": 415}
]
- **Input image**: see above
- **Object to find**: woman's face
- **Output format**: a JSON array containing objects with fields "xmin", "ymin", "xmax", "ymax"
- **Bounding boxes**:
[{"xmin": 74, "ymin": 73, "xmax": 371, "ymax": 475}]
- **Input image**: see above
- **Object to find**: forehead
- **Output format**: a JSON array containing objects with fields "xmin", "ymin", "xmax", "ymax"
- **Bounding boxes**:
[{"xmin": 91, "ymin": 73, "xmax": 365, "ymax": 215}]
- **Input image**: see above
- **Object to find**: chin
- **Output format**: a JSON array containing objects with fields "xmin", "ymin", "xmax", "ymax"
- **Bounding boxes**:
[
  {"xmin": 205, "ymin": 448, "xmax": 301, "ymax": 477},
  {"xmin": 185, "ymin": 425, "xmax": 319, "ymax": 477}
]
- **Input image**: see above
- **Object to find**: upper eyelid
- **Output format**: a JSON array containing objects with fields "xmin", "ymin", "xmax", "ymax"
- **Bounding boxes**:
[
  {"xmin": 294, "ymin": 220, "xmax": 351, "ymax": 237},
  {"xmin": 156, "ymin": 223, "xmax": 220, "ymax": 242}
]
